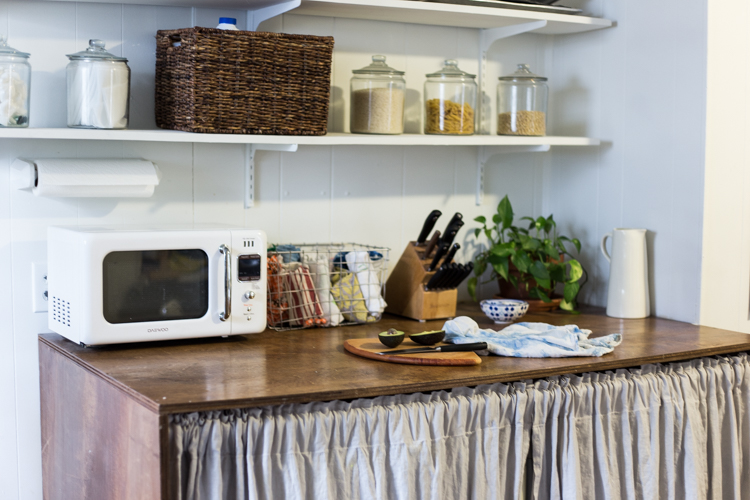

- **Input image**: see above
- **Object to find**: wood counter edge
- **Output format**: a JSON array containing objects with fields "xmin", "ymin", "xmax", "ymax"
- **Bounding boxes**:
[{"xmin": 38, "ymin": 335, "xmax": 749, "ymax": 415}]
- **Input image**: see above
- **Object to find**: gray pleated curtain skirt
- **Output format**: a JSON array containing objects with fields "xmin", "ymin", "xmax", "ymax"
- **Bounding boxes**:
[{"xmin": 169, "ymin": 353, "xmax": 750, "ymax": 500}]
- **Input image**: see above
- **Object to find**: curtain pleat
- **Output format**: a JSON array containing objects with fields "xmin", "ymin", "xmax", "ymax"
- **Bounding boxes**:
[{"xmin": 169, "ymin": 353, "xmax": 750, "ymax": 500}]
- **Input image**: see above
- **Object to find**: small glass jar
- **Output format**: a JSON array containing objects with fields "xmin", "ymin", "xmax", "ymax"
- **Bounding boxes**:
[
  {"xmin": 497, "ymin": 64, "xmax": 548, "ymax": 136},
  {"xmin": 66, "ymin": 39, "xmax": 131, "ymax": 129},
  {"xmin": 350, "ymin": 55, "xmax": 405, "ymax": 135},
  {"xmin": 424, "ymin": 59, "xmax": 476, "ymax": 135},
  {"xmin": 0, "ymin": 36, "xmax": 31, "ymax": 128}
]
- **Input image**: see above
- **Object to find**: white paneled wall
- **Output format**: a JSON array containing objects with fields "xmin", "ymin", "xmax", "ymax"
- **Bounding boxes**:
[
  {"xmin": 546, "ymin": 0, "xmax": 708, "ymax": 322},
  {"xmin": 0, "ymin": 0, "xmax": 712, "ymax": 498}
]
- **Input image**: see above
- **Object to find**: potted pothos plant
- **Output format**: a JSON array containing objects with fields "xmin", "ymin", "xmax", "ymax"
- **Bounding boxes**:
[{"xmin": 468, "ymin": 196, "xmax": 587, "ymax": 312}]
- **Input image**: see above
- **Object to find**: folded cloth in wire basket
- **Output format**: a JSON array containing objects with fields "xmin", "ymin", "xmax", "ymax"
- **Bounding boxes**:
[{"xmin": 443, "ymin": 316, "xmax": 622, "ymax": 358}]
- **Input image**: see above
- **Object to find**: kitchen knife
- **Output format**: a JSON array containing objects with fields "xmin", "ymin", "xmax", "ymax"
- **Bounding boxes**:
[
  {"xmin": 424, "ymin": 264, "xmax": 447, "ymax": 290},
  {"xmin": 434, "ymin": 263, "xmax": 458, "ymax": 289},
  {"xmin": 377, "ymin": 342, "xmax": 488, "ymax": 355},
  {"xmin": 443, "ymin": 243, "xmax": 460, "ymax": 264},
  {"xmin": 450, "ymin": 262, "xmax": 474, "ymax": 289},
  {"xmin": 440, "ymin": 263, "xmax": 462, "ymax": 289},
  {"xmin": 423, "ymin": 230, "xmax": 441, "ymax": 259},
  {"xmin": 428, "ymin": 241, "xmax": 450, "ymax": 271},
  {"xmin": 440, "ymin": 213, "xmax": 464, "ymax": 247},
  {"xmin": 416, "ymin": 210, "xmax": 442, "ymax": 245}
]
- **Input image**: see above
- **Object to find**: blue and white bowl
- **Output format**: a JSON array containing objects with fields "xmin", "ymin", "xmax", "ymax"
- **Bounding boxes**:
[{"xmin": 480, "ymin": 299, "xmax": 529, "ymax": 324}]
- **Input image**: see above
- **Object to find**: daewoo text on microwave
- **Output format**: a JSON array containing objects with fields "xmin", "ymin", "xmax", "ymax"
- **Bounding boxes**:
[{"xmin": 47, "ymin": 226, "xmax": 266, "ymax": 346}]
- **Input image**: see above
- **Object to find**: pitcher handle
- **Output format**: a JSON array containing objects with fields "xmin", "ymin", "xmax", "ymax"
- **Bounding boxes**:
[{"xmin": 600, "ymin": 232, "xmax": 613, "ymax": 262}]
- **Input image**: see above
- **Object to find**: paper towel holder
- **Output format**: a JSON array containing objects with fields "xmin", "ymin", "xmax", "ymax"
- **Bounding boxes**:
[{"xmin": 11, "ymin": 158, "xmax": 162, "ymax": 198}]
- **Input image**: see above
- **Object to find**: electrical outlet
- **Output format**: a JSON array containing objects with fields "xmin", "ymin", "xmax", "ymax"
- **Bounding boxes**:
[{"xmin": 32, "ymin": 262, "xmax": 48, "ymax": 313}]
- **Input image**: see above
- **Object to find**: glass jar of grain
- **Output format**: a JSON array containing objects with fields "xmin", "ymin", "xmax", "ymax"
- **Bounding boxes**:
[
  {"xmin": 424, "ymin": 60, "xmax": 476, "ymax": 135},
  {"xmin": 350, "ymin": 55, "xmax": 405, "ymax": 135},
  {"xmin": 0, "ymin": 36, "xmax": 31, "ymax": 128},
  {"xmin": 497, "ymin": 64, "xmax": 548, "ymax": 136}
]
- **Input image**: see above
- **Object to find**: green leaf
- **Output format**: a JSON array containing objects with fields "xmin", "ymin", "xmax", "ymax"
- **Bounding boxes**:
[
  {"xmin": 549, "ymin": 264, "xmax": 566, "ymax": 283},
  {"xmin": 559, "ymin": 298, "xmax": 577, "ymax": 312},
  {"xmin": 567, "ymin": 260, "xmax": 583, "ymax": 282},
  {"xmin": 474, "ymin": 215, "xmax": 486, "ymax": 224},
  {"xmin": 522, "ymin": 238, "xmax": 541, "ymax": 252},
  {"xmin": 511, "ymin": 249, "xmax": 532, "ymax": 274},
  {"xmin": 484, "ymin": 228, "xmax": 493, "ymax": 241},
  {"xmin": 535, "ymin": 216, "xmax": 547, "ymax": 232},
  {"xmin": 508, "ymin": 275, "xmax": 518, "ymax": 289},
  {"xmin": 497, "ymin": 196, "xmax": 514, "ymax": 229},
  {"xmin": 474, "ymin": 228, "xmax": 481, "ymax": 239},
  {"xmin": 529, "ymin": 287, "xmax": 551, "ymax": 302},
  {"xmin": 571, "ymin": 238, "xmax": 582, "ymax": 253},
  {"xmin": 491, "ymin": 243, "xmax": 515, "ymax": 258},
  {"xmin": 529, "ymin": 260, "xmax": 551, "ymax": 281},
  {"xmin": 492, "ymin": 257, "xmax": 510, "ymax": 281},
  {"xmin": 545, "ymin": 215, "xmax": 556, "ymax": 233},
  {"xmin": 468, "ymin": 277, "xmax": 478, "ymax": 301},
  {"xmin": 544, "ymin": 241, "xmax": 559, "ymax": 260},
  {"xmin": 563, "ymin": 281, "xmax": 580, "ymax": 303}
]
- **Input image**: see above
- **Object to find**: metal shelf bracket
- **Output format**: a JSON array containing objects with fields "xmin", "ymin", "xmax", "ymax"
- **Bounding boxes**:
[
  {"xmin": 245, "ymin": 143, "xmax": 298, "ymax": 208},
  {"xmin": 476, "ymin": 144, "xmax": 550, "ymax": 206},
  {"xmin": 478, "ymin": 20, "xmax": 548, "ymax": 134},
  {"xmin": 246, "ymin": 0, "xmax": 302, "ymax": 31}
]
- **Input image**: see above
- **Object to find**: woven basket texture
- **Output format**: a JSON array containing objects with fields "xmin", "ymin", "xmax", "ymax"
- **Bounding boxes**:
[{"xmin": 155, "ymin": 27, "xmax": 334, "ymax": 135}]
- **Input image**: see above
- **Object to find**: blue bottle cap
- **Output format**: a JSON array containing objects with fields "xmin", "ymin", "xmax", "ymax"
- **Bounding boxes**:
[{"xmin": 219, "ymin": 17, "xmax": 237, "ymax": 25}]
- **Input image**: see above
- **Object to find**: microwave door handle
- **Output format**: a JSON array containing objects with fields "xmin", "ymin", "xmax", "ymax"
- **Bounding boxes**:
[{"xmin": 219, "ymin": 244, "xmax": 231, "ymax": 321}]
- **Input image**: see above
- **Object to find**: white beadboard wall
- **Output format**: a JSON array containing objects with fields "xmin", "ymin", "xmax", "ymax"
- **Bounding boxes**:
[
  {"xmin": 545, "ymin": 0, "xmax": 707, "ymax": 321},
  {"xmin": 0, "ymin": 1, "xmax": 710, "ymax": 498}
]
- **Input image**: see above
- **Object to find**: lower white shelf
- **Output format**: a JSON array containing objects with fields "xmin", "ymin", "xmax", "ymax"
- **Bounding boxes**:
[{"xmin": 0, "ymin": 128, "xmax": 600, "ymax": 147}]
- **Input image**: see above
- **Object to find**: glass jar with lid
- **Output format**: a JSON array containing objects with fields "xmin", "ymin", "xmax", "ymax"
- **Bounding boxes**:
[
  {"xmin": 350, "ymin": 55, "xmax": 405, "ymax": 135},
  {"xmin": 424, "ymin": 59, "xmax": 476, "ymax": 135},
  {"xmin": 0, "ymin": 36, "xmax": 31, "ymax": 128},
  {"xmin": 497, "ymin": 64, "xmax": 548, "ymax": 136},
  {"xmin": 66, "ymin": 39, "xmax": 131, "ymax": 129}
]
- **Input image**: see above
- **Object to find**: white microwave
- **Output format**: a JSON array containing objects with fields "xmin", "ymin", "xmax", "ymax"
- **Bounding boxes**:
[{"xmin": 47, "ymin": 226, "xmax": 267, "ymax": 346}]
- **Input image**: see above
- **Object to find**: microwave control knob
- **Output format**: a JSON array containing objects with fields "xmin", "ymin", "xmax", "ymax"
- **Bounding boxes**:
[{"xmin": 244, "ymin": 291, "xmax": 255, "ymax": 301}]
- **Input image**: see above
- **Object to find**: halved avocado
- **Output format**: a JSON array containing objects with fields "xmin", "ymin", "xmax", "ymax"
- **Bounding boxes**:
[
  {"xmin": 409, "ymin": 330, "xmax": 445, "ymax": 346},
  {"xmin": 378, "ymin": 328, "xmax": 405, "ymax": 348}
]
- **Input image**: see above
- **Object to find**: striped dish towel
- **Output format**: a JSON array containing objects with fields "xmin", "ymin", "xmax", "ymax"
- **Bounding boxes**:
[{"xmin": 284, "ymin": 264, "xmax": 325, "ymax": 327}]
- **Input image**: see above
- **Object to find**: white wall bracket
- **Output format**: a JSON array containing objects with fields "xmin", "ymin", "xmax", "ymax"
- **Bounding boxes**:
[
  {"xmin": 478, "ymin": 20, "xmax": 548, "ymax": 135},
  {"xmin": 246, "ymin": 0, "xmax": 301, "ymax": 31},
  {"xmin": 476, "ymin": 144, "xmax": 550, "ymax": 206},
  {"xmin": 245, "ymin": 143, "xmax": 298, "ymax": 208}
]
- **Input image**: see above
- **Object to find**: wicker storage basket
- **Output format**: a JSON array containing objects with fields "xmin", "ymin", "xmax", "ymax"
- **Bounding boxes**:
[{"xmin": 155, "ymin": 27, "xmax": 334, "ymax": 135}]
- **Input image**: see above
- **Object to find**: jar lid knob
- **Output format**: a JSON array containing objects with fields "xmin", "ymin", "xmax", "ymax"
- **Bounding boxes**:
[
  {"xmin": 0, "ymin": 35, "xmax": 6, "ymax": 47},
  {"xmin": 445, "ymin": 59, "xmax": 458, "ymax": 66},
  {"xmin": 372, "ymin": 55, "xmax": 386, "ymax": 63},
  {"xmin": 89, "ymin": 39, "xmax": 106, "ymax": 51}
]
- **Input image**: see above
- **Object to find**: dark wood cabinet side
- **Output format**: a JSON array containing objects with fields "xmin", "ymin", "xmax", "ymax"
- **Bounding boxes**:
[{"xmin": 40, "ymin": 342, "xmax": 164, "ymax": 500}]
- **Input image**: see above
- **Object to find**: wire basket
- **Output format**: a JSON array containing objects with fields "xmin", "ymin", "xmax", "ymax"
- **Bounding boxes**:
[{"xmin": 267, "ymin": 243, "xmax": 390, "ymax": 331}]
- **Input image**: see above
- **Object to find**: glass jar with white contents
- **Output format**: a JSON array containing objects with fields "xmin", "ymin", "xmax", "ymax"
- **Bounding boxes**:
[
  {"xmin": 66, "ymin": 39, "xmax": 131, "ymax": 129},
  {"xmin": 350, "ymin": 55, "xmax": 405, "ymax": 135},
  {"xmin": 0, "ymin": 36, "xmax": 31, "ymax": 128}
]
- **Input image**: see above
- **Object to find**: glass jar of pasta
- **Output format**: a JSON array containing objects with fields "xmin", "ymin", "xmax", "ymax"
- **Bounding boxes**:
[
  {"xmin": 497, "ymin": 64, "xmax": 548, "ymax": 136},
  {"xmin": 424, "ymin": 60, "xmax": 476, "ymax": 135}
]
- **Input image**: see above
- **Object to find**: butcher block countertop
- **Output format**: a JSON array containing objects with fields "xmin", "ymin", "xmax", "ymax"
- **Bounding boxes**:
[{"xmin": 39, "ymin": 304, "xmax": 750, "ymax": 415}]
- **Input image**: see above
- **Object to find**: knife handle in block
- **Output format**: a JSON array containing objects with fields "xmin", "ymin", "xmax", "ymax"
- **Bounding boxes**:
[{"xmin": 423, "ymin": 230, "xmax": 441, "ymax": 259}]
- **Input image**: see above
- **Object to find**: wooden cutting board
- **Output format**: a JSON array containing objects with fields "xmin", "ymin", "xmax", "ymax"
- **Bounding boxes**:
[{"xmin": 344, "ymin": 338, "xmax": 482, "ymax": 366}]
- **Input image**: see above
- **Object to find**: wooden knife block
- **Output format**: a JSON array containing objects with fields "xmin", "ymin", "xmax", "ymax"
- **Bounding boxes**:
[{"xmin": 385, "ymin": 242, "xmax": 457, "ymax": 321}]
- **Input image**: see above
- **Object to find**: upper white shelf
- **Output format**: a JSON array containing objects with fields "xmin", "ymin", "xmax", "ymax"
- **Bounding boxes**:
[
  {"xmin": 0, "ymin": 128, "xmax": 599, "ymax": 147},
  {"xmin": 50, "ymin": 0, "xmax": 613, "ymax": 33}
]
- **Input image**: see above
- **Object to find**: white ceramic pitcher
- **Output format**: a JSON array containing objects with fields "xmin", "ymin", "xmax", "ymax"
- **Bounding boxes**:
[{"xmin": 600, "ymin": 228, "xmax": 650, "ymax": 318}]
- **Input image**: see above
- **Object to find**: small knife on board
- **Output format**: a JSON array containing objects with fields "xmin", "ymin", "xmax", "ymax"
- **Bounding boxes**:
[{"xmin": 378, "ymin": 342, "xmax": 488, "ymax": 355}]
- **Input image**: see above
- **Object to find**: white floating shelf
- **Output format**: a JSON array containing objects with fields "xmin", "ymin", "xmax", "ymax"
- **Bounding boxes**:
[
  {"xmin": 48, "ymin": 0, "xmax": 613, "ymax": 33},
  {"xmin": 295, "ymin": 0, "xmax": 612, "ymax": 33},
  {"xmin": 0, "ymin": 129, "xmax": 600, "ymax": 147}
]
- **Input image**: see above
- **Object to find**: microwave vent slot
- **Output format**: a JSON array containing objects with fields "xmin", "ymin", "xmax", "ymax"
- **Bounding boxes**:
[{"xmin": 52, "ymin": 296, "xmax": 71, "ymax": 328}]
